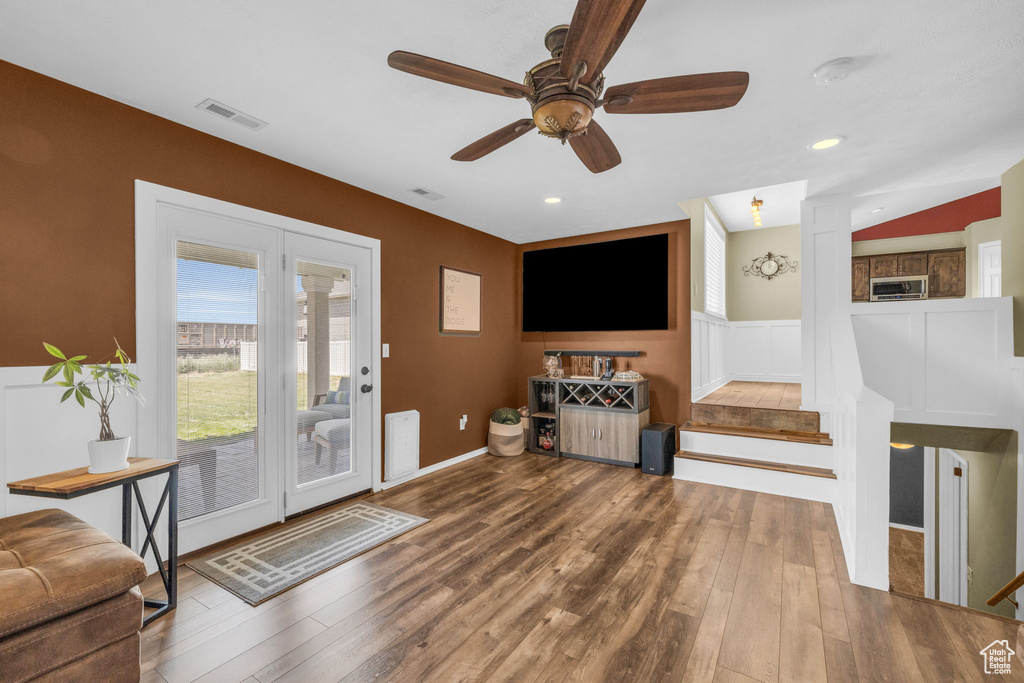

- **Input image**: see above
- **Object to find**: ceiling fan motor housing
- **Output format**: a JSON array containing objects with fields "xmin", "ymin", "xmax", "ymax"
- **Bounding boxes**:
[{"xmin": 527, "ymin": 55, "xmax": 603, "ymax": 143}]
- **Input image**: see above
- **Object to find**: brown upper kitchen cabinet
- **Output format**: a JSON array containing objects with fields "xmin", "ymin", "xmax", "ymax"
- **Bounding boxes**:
[
  {"xmin": 898, "ymin": 252, "xmax": 928, "ymax": 276},
  {"xmin": 870, "ymin": 254, "xmax": 898, "ymax": 279},
  {"xmin": 928, "ymin": 249, "xmax": 966, "ymax": 298},
  {"xmin": 852, "ymin": 257, "xmax": 870, "ymax": 301}
]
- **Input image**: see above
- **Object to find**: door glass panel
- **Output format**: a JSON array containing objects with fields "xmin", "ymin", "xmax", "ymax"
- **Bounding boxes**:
[
  {"xmin": 175, "ymin": 242, "xmax": 260, "ymax": 520},
  {"xmin": 295, "ymin": 261, "xmax": 353, "ymax": 485}
]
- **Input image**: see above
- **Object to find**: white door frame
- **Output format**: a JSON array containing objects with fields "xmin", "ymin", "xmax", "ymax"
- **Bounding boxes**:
[
  {"xmin": 938, "ymin": 448, "xmax": 968, "ymax": 606},
  {"xmin": 135, "ymin": 181, "xmax": 382, "ymax": 550},
  {"xmin": 924, "ymin": 447, "xmax": 936, "ymax": 599}
]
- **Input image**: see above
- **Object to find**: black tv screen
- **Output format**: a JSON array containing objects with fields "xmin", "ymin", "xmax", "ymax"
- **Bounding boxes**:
[{"xmin": 522, "ymin": 233, "xmax": 669, "ymax": 332}]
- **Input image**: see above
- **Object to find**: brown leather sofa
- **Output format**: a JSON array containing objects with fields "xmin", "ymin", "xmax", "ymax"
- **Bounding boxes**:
[{"xmin": 0, "ymin": 508, "xmax": 147, "ymax": 682}]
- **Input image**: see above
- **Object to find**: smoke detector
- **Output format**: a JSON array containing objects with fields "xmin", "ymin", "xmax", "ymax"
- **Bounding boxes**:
[
  {"xmin": 813, "ymin": 58, "xmax": 854, "ymax": 85},
  {"xmin": 408, "ymin": 187, "xmax": 445, "ymax": 201},
  {"xmin": 196, "ymin": 98, "xmax": 269, "ymax": 130}
]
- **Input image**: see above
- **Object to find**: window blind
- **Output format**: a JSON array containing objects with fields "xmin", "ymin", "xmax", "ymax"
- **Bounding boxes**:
[{"xmin": 704, "ymin": 207, "xmax": 727, "ymax": 319}]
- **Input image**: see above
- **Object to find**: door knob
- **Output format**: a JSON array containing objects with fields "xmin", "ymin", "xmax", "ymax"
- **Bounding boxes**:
[{"xmin": 360, "ymin": 384, "xmax": 373, "ymax": 394}]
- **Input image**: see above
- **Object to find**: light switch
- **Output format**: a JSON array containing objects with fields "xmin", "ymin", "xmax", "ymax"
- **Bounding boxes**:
[{"xmin": 382, "ymin": 343, "xmax": 390, "ymax": 358}]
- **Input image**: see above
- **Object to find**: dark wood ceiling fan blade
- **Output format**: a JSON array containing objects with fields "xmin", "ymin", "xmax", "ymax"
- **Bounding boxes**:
[
  {"xmin": 569, "ymin": 120, "xmax": 621, "ymax": 173},
  {"xmin": 603, "ymin": 72, "xmax": 750, "ymax": 114},
  {"xmin": 387, "ymin": 51, "xmax": 531, "ymax": 99},
  {"xmin": 559, "ymin": 0, "xmax": 648, "ymax": 84},
  {"xmin": 452, "ymin": 119, "xmax": 536, "ymax": 162}
]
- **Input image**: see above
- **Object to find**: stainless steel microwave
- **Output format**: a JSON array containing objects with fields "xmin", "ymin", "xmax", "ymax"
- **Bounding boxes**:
[{"xmin": 870, "ymin": 275, "xmax": 928, "ymax": 301}]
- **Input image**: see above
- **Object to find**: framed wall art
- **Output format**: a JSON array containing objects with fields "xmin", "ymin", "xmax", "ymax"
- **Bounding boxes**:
[{"xmin": 439, "ymin": 265, "xmax": 481, "ymax": 335}]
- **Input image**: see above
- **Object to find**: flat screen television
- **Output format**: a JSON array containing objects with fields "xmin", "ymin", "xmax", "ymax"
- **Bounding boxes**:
[{"xmin": 522, "ymin": 233, "xmax": 669, "ymax": 332}]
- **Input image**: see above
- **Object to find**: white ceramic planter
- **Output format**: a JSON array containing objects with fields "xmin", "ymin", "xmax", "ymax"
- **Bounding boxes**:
[{"xmin": 87, "ymin": 436, "xmax": 131, "ymax": 474}]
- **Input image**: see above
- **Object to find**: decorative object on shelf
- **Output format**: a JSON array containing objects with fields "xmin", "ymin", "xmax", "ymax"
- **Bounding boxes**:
[
  {"xmin": 41, "ymin": 341, "xmax": 144, "ymax": 474},
  {"xmin": 742, "ymin": 251, "xmax": 798, "ymax": 280},
  {"xmin": 613, "ymin": 370, "xmax": 644, "ymax": 381},
  {"xmin": 488, "ymin": 407, "xmax": 524, "ymax": 457},
  {"xmin": 439, "ymin": 266, "xmax": 482, "ymax": 335},
  {"xmin": 542, "ymin": 352, "xmax": 563, "ymax": 378},
  {"xmin": 750, "ymin": 196, "xmax": 763, "ymax": 227},
  {"xmin": 518, "ymin": 405, "xmax": 530, "ymax": 418}
]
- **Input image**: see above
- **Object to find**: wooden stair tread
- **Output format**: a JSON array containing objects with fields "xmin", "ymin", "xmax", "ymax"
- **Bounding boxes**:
[
  {"xmin": 682, "ymin": 421, "xmax": 833, "ymax": 446},
  {"xmin": 677, "ymin": 451, "xmax": 837, "ymax": 479}
]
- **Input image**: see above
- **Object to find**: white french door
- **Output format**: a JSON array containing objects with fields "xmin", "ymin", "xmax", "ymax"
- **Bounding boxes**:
[
  {"xmin": 139, "ymin": 185, "xmax": 379, "ymax": 555},
  {"xmin": 283, "ymin": 232, "xmax": 373, "ymax": 513}
]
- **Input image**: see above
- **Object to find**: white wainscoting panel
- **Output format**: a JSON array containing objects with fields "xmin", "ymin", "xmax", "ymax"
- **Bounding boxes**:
[
  {"xmin": 692, "ymin": 313, "xmax": 802, "ymax": 400},
  {"xmin": 691, "ymin": 312, "xmax": 729, "ymax": 400},
  {"xmin": 851, "ymin": 297, "xmax": 1014, "ymax": 428},
  {"xmin": 728, "ymin": 320, "xmax": 802, "ymax": 382}
]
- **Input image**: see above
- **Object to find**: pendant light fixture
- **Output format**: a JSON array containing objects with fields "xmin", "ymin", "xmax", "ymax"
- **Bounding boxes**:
[{"xmin": 750, "ymin": 196, "xmax": 763, "ymax": 227}]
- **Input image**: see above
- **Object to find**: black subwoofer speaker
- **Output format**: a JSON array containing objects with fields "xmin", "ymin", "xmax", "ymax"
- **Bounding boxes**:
[{"xmin": 641, "ymin": 423, "xmax": 677, "ymax": 475}]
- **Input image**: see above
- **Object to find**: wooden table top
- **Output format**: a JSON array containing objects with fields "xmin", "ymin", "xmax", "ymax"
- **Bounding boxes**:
[{"xmin": 8, "ymin": 457, "xmax": 178, "ymax": 498}]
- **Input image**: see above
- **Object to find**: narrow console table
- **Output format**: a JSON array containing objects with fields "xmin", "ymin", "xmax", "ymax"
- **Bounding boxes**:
[
  {"xmin": 7, "ymin": 457, "xmax": 179, "ymax": 626},
  {"xmin": 528, "ymin": 375, "xmax": 651, "ymax": 466}
]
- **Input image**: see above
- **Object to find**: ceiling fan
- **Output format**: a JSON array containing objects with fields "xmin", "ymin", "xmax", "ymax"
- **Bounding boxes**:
[{"xmin": 387, "ymin": 0, "xmax": 749, "ymax": 173}]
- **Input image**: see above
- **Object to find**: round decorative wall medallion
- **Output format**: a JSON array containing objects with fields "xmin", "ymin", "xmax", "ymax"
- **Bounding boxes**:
[{"xmin": 743, "ymin": 252, "xmax": 798, "ymax": 280}]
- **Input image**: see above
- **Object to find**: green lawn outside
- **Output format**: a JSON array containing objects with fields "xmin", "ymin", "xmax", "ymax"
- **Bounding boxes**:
[{"xmin": 177, "ymin": 371, "xmax": 342, "ymax": 441}]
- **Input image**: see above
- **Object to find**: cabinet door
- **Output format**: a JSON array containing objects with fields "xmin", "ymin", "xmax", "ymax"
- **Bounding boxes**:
[
  {"xmin": 870, "ymin": 255, "xmax": 898, "ymax": 278},
  {"xmin": 852, "ymin": 257, "xmax": 870, "ymax": 301},
  {"xmin": 898, "ymin": 252, "xmax": 928, "ymax": 276},
  {"xmin": 928, "ymin": 249, "xmax": 966, "ymax": 298},
  {"xmin": 560, "ymin": 407, "xmax": 596, "ymax": 457},
  {"xmin": 594, "ymin": 410, "xmax": 650, "ymax": 464}
]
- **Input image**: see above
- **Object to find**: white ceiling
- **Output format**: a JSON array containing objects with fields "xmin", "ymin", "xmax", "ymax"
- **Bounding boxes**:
[
  {"xmin": 708, "ymin": 180, "xmax": 807, "ymax": 232},
  {"xmin": 1, "ymin": 0, "xmax": 1022, "ymax": 244}
]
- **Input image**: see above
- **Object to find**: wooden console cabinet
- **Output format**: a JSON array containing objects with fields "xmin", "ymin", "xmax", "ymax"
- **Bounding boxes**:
[
  {"xmin": 527, "ymin": 376, "xmax": 650, "ymax": 467},
  {"xmin": 852, "ymin": 247, "xmax": 965, "ymax": 301}
]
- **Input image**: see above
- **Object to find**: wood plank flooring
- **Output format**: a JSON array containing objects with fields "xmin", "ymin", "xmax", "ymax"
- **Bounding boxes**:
[
  {"xmin": 698, "ymin": 381, "xmax": 803, "ymax": 411},
  {"xmin": 141, "ymin": 454, "xmax": 1024, "ymax": 682}
]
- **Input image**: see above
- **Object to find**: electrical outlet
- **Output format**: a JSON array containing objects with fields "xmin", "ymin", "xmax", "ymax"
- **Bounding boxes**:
[
  {"xmin": 459, "ymin": 414, "xmax": 468, "ymax": 431},
  {"xmin": 967, "ymin": 566, "xmax": 974, "ymax": 585},
  {"xmin": 382, "ymin": 343, "xmax": 390, "ymax": 358}
]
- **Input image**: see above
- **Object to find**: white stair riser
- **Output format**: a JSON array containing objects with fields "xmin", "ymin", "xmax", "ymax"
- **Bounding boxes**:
[
  {"xmin": 674, "ymin": 459, "xmax": 835, "ymax": 504},
  {"xmin": 679, "ymin": 430, "xmax": 832, "ymax": 469}
]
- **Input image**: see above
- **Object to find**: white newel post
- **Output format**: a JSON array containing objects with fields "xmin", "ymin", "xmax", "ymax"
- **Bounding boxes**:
[{"xmin": 800, "ymin": 193, "xmax": 852, "ymax": 431}]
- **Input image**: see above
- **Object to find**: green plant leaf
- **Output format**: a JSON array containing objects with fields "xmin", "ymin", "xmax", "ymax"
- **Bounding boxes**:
[
  {"xmin": 79, "ymin": 385, "xmax": 94, "ymax": 400},
  {"xmin": 75, "ymin": 390, "xmax": 86, "ymax": 407},
  {"xmin": 61, "ymin": 388, "xmax": 75, "ymax": 403},
  {"xmin": 68, "ymin": 355, "xmax": 87, "ymax": 362},
  {"xmin": 55, "ymin": 381, "xmax": 73, "ymax": 387},
  {"xmin": 62, "ymin": 364, "xmax": 74, "ymax": 383},
  {"xmin": 43, "ymin": 343, "xmax": 66, "ymax": 360},
  {"xmin": 42, "ymin": 363, "xmax": 63, "ymax": 382}
]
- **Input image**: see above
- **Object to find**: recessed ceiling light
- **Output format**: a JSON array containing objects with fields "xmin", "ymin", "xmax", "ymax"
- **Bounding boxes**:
[
  {"xmin": 544, "ymin": 196, "xmax": 563, "ymax": 204},
  {"xmin": 869, "ymin": 207, "xmax": 885, "ymax": 214},
  {"xmin": 809, "ymin": 136, "xmax": 845, "ymax": 150}
]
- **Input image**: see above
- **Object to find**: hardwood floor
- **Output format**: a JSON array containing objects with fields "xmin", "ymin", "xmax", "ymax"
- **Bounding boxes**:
[
  {"xmin": 697, "ymin": 381, "xmax": 803, "ymax": 411},
  {"xmin": 141, "ymin": 454, "xmax": 1024, "ymax": 682}
]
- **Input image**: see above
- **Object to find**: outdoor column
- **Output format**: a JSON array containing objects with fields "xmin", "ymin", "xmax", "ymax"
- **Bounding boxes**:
[{"xmin": 301, "ymin": 274, "xmax": 334, "ymax": 410}]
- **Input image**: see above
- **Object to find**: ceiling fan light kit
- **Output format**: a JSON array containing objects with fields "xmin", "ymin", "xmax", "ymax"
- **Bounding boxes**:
[{"xmin": 387, "ymin": 0, "xmax": 749, "ymax": 173}]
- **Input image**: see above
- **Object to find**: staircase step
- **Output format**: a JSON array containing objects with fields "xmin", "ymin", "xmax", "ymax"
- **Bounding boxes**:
[
  {"xmin": 678, "ymin": 451, "xmax": 836, "ymax": 479},
  {"xmin": 692, "ymin": 403, "xmax": 821, "ymax": 433},
  {"xmin": 683, "ymin": 421, "xmax": 833, "ymax": 446}
]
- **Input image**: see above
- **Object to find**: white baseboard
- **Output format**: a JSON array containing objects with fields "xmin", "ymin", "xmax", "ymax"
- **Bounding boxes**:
[
  {"xmin": 692, "ymin": 376, "xmax": 731, "ymax": 402},
  {"xmin": 674, "ymin": 457, "xmax": 834, "ymax": 504},
  {"xmin": 379, "ymin": 446, "xmax": 488, "ymax": 491},
  {"xmin": 889, "ymin": 522, "xmax": 924, "ymax": 533},
  {"xmin": 728, "ymin": 373, "xmax": 801, "ymax": 384}
]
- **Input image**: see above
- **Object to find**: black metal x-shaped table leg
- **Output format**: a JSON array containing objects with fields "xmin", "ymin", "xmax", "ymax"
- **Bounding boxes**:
[{"xmin": 122, "ymin": 467, "xmax": 178, "ymax": 626}]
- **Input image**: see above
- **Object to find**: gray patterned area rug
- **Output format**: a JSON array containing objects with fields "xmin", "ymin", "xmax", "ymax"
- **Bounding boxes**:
[{"xmin": 186, "ymin": 501, "xmax": 428, "ymax": 605}]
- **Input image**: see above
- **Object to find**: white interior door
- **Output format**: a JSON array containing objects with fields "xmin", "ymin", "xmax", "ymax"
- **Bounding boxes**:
[
  {"xmin": 160, "ymin": 205, "xmax": 283, "ymax": 553},
  {"xmin": 979, "ymin": 240, "xmax": 1002, "ymax": 298},
  {"xmin": 939, "ymin": 448, "xmax": 969, "ymax": 606},
  {"xmin": 284, "ymin": 232, "xmax": 373, "ymax": 514}
]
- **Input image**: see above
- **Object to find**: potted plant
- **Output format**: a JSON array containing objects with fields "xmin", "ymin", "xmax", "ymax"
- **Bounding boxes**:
[
  {"xmin": 488, "ymin": 407, "xmax": 524, "ymax": 457},
  {"xmin": 41, "ymin": 341, "xmax": 143, "ymax": 473}
]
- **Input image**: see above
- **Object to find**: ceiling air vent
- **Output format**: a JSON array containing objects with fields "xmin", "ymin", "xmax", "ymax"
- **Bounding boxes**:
[
  {"xmin": 196, "ymin": 98, "xmax": 269, "ymax": 131},
  {"xmin": 408, "ymin": 187, "xmax": 445, "ymax": 201}
]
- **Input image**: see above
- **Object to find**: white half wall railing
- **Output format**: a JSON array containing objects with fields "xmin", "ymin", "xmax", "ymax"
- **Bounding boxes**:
[
  {"xmin": 851, "ymin": 297, "xmax": 1014, "ymax": 429},
  {"xmin": 691, "ymin": 312, "xmax": 801, "ymax": 401},
  {"xmin": 830, "ymin": 313, "xmax": 894, "ymax": 590}
]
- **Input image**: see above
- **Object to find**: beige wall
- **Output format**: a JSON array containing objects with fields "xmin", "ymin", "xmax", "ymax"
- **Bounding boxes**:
[
  {"xmin": 726, "ymin": 223, "xmax": 801, "ymax": 321},
  {"xmin": 997, "ymin": 159, "xmax": 1024, "ymax": 355},
  {"xmin": 682, "ymin": 198, "xmax": 728, "ymax": 315},
  {"xmin": 954, "ymin": 432, "xmax": 1019, "ymax": 618},
  {"xmin": 852, "ymin": 231, "xmax": 966, "ymax": 257}
]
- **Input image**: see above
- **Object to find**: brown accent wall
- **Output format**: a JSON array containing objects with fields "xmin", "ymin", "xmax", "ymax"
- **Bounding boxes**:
[
  {"xmin": 0, "ymin": 60, "xmax": 520, "ymax": 469},
  {"xmin": 516, "ymin": 221, "xmax": 692, "ymax": 427}
]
